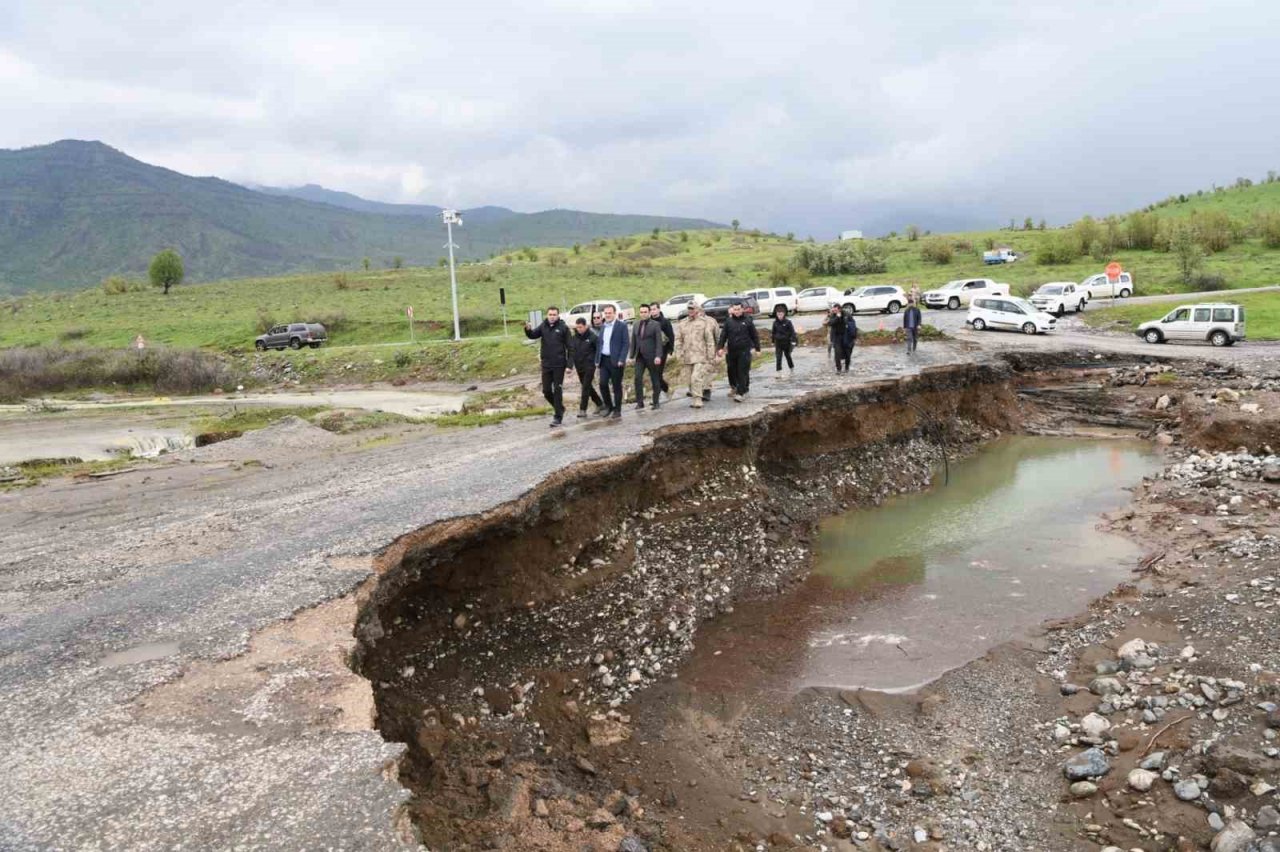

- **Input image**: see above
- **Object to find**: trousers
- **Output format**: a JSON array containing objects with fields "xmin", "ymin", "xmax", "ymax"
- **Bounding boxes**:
[
  {"xmin": 634, "ymin": 355, "xmax": 662, "ymax": 406},
  {"xmin": 726, "ymin": 348, "xmax": 752, "ymax": 394},
  {"xmin": 541, "ymin": 365, "xmax": 565, "ymax": 417},
  {"xmin": 598, "ymin": 359, "xmax": 624, "ymax": 412},
  {"xmin": 576, "ymin": 365, "xmax": 603, "ymax": 410}
]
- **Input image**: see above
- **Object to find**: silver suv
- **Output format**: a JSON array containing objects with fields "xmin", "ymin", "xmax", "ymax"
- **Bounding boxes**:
[
  {"xmin": 1136, "ymin": 304, "xmax": 1245, "ymax": 347},
  {"xmin": 255, "ymin": 323, "xmax": 328, "ymax": 350}
]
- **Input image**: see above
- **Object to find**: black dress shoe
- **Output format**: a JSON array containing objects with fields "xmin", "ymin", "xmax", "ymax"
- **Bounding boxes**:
[
  {"xmin": 635, "ymin": 402, "xmax": 645, "ymax": 410},
  {"xmin": 610, "ymin": 409, "xmax": 622, "ymax": 419},
  {"xmin": 701, "ymin": 390, "xmax": 711, "ymax": 401}
]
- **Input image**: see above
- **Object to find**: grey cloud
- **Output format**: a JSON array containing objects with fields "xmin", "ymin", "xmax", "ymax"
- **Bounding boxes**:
[{"xmin": 2, "ymin": 0, "xmax": 1279, "ymax": 238}]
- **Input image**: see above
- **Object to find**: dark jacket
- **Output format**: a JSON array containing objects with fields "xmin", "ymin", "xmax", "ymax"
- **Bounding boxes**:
[
  {"xmin": 630, "ymin": 317, "xmax": 666, "ymax": 361},
  {"xmin": 903, "ymin": 305, "xmax": 922, "ymax": 330},
  {"xmin": 525, "ymin": 318, "xmax": 570, "ymax": 369},
  {"xmin": 771, "ymin": 317, "xmax": 798, "ymax": 348},
  {"xmin": 717, "ymin": 314, "xmax": 761, "ymax": 353},
  {"xmin": 595, "ymin": 319, "xmax": 630, "ymax": 368},
  {"xmin": 654, "ymin": 314, "xmax": 675, "ymax": 356},
  {"xmin": 842, "ymin": 316, "xmax": 858, "ymax": 348},
  {"xmin": 824, "ymin": 312, "xmax": 846, "ymax": 342},
  {"xmin": 568, "ymin": 328, "xmax": 599, "ymax": 372}
]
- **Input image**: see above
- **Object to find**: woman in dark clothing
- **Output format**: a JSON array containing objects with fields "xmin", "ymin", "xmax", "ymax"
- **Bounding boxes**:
[{"xmin": 770, "ymin": 304, "xmax": 798, "ymax": 375}]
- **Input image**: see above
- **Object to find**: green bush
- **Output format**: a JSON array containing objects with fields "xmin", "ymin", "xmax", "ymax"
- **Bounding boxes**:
[
  {"xmin": 1036, "ymin": 233, "xmax": 1083, "ymax": 265},
  {"xmin": 1257, "ymin": 211, "xmax": 1280, "ymax": 248},
  {"xmin": 790, "ymin": 241, "xmax": 888, "ymax": 276},
  {"xmin": 1192, "ymin": 210, "xmax": 1236, "ymax": 252},
  {"xmin": 1191, "ymin": 273, "xmax": 1227, "ymax": 291},
  {"xmin": 767, "ymin": 262, "xmax": 810, "ymax": 287},
  {"xmin": 1125, "ymin": 211, "xmax": 1159, "ymax": 250},
  {"xmin": 920, "ymin": 238, "xmax": 953, "ymax": 264}
]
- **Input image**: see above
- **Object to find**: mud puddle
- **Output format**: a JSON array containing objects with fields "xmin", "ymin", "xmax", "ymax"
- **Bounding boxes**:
[{"xmin": 682, "ymin": 436, "xmax": 1162, "ymax": 697}]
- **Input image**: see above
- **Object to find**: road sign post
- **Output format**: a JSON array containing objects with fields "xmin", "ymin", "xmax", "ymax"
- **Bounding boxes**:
[
  {"xmin": 500, "ymin": 287, "xmax": 508, "ymax": 336},
  {"xmin": 407, "ymin": 305, "xmax": 415, "ymax": 343},
  {"xmin": 1106, "ymin": 261, "xmax": 1122, "ymax": 282},
  {"xmin": 442, "ymin": 210, "xmax": 463, "ymax": 341}
]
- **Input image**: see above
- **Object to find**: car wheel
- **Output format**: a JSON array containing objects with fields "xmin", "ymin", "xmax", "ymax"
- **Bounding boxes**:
[
  {"xmin": 972, "ymin": 318, "xmax": 986, "ymax": 331},
  {"xmin": 1209, "ymin": 330, "xmax": 1229, "ymax": 347},
  {"xmin": 289, "ymin": 338, "xmax": 302, "ymax": 350},
  {"xmin": 1144, "ymin": 329, "xmax": 1163, "ymax": 344},
  {"xmin": 1021, "ymin": 322, "xmax": 1037, "ymax": 335},
  {"xmin": 255, "ymin": 340, "xmax": 266, "ymax": 351},
  {"xmin": 948, "ymin": 297, "xmax": 960, "ymax": 310},
  {"xmin": 1076, "ymin": 300, "xmax": 1085, "ymax": 313},
  {"xmin": 1055, "ymin": 305, "xmax": 1066, "ymax": 317},
  {"xmin": 887, "ymin": 301, "xmax": 901, "ymax": 314},
  {"xmin": 1119, "ymin": 288, "xmax": 1131, "ymax": 298}
]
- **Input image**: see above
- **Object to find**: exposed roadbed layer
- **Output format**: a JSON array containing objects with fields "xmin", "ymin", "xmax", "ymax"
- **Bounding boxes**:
[{"xmin": 2, "ymin": 338, "xmax": 1278, "ymax": 851}]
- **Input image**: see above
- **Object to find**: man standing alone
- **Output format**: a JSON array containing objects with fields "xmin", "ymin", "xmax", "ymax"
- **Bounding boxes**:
[
  {"xmin": 716, "ymin": 302, "xmax": 760, "ymax": 402},
  {"xmin": 524, "ymin": 306, "xmax": 570, "ymax": 427},
  {"xmin": 675, "ymin": 302, "xmax": 719, "ymax": 408},
  {"xmin": 629, "ymin": 304, "xmax": 666, "ymax": 410},
  {"xmin": 569, "ymin": 317, "xmax": 605, "ymax": 416},
  {"xmin": 595, "ymin": 304, "xmax": 629, "ymax": 419},
  {"xmin": 903, "ymin": 298, "xmax": 923, "ymax": 356}
]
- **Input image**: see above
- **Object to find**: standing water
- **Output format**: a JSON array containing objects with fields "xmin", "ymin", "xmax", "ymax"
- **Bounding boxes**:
[{"xmin": 684, "ymin": 437, "xmax": 1162, "ymax": 696}]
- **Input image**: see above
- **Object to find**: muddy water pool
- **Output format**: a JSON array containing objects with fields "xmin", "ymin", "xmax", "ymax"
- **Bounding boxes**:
[{"xmin": 684, "ymin": 436, "xmax": 1163, "ymax": 695}]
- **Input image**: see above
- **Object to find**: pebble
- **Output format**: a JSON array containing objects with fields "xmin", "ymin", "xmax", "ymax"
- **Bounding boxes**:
[
  {"xmin": 1081, "ymin": 712, "xmax": 1111, "ymax": 739},
  {"xmin": 1174, "ymin": 779, "xmax": 1202, "ymax": 801},
  {"xmin": 1127, "ymin": 768, "xmax": 1157, "ymax": 792},
  {"xmin": 1069, "ymin": 781, "xmax": 1097, "ymax": 798},
  {"xmin": 1063, "ymin": 748, "xmax": 1111, "ymax": 781}
]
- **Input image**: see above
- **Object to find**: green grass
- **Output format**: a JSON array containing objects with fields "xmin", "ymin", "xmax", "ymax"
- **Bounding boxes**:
[
  {"xmin": 430, "ymin": 407, "xmax": 552, "ymax": 428},
  {"xmin": 1, "ymin": 455, "xmax": 140, "ymax": 489},
  {"xmin": 1082, "ymin": 291, "xmax": 1280, "ymax": 340},
  {"xmin": 191, "ymin": 405, "xmax": 328, "ymax": 436}
]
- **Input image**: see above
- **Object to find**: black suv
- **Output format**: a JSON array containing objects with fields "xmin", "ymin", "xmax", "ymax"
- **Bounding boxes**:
[
  {"xmin": 700, "ymin": 294, "xmax": 760, "ymax": 324},
  {"xmin": 255, "ymin": 323, "xmax": 328, "ymax": 350}
]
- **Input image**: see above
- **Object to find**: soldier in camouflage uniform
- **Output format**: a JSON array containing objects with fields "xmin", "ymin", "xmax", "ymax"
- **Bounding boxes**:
[{"xmin": 675, "ymin": 302, "xmax": 720, "ymax": 408}]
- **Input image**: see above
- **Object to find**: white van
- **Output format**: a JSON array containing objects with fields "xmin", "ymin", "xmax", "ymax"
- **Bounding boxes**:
[
  {"xmin": 1081, "ymin": 272, "xmax": 1134, "ymax": 300},
  {"xmin": 967, "ymin": 297, "xmax": 1057, "ymax": 335},
  {"xmin": 743, "ymin": 287, "xmax": 800, "ymax": 316},
  {"xmin": 1136, "ymin": 304, "xmax": 1246, "ymax": 347},
  {"xmin": 1030, "ymin": 282, "xmax": 1087, "ymax": 316}
]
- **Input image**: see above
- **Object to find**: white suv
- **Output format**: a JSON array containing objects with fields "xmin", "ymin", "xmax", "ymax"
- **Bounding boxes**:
[
  {"xmin": 967, "ymin": 297, "xmax": 1056, "ymax": 335},
  {"xmin": 840, "ymin": 285, "xmax": 907, "ymax": 314},
  {"xmin": 1030, "ymin": 282, "xmax": 1087, "ymax": 316},
  {"xmin": 1081, "ymin": 272, "xmax": 1134, "ymax": 300},
  {"xmin": 1137, "ymin": 304, "xmax": 1246, "ymax": 347},
  {"xmin": 923, "ymin": 278, "xmax": 1010, "ymax": 310},
  {"xmin": 565, "ymin": 299, "xmax": 636, "ymax": 325},
  {"xmin": 659, "ymin": 293, "xmax": 707, "ymax": 320},
  {"xmin": 743, "ymin": 287, "xmax": 800, "ymax": 316}
]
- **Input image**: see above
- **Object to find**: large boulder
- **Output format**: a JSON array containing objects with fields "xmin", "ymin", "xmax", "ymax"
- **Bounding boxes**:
[{"xmin": 1063, "ymin": 748, "xmax": 1111, "ymax": 781}]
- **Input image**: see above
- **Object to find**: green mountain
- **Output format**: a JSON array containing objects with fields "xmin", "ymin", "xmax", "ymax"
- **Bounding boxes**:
[
  {"xmin": 250, "ymin": 184, "xmax": 521, "ymax": 226},
  {"xmin": 0, "ymin": 140, "xmax": 722, "ymax": 294}
]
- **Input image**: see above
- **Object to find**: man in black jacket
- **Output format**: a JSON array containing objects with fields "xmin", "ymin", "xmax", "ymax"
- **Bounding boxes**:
[
  {"xmin": 569, "ymin": 318, "xmax": 605, "ymax": 417},
  {"xmin": 629, "ymin": 304, "xmax": 666, "ymax": 410},
  {"xmin": 524, "ymin": 306, "xmax": 570, "ymax": 427},
  {"xmin": 649, "ymin": 301, "xmax": 675, "ymax": 398},
  {"xmin": 716, "ymin": 302, "xmax": 761, "ymax": 402}
]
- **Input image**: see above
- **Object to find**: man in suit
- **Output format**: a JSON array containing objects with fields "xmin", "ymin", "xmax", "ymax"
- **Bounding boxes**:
[
  {"xmin": 629, "ymin": 304, "xmax": 666, "ymax": 410},
  {"xmin": 524, "ymin": 306, "xmax": 571, "ymax": 427},
  {"xmin": 648, "ymin": 301, "xmax": 675, "ymax": 398},
  {"xmin": 595, "ymin": 304, "xmax": 629, "ymax": 419}
]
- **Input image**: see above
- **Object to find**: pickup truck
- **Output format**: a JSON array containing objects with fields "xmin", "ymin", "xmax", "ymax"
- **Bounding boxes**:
[
  {"xmin": 1080, "ymin": 271, "xmax": 1134, "ymax": 299},
  {"xmin": 255, "ymin": 322, "xmax": 328, "ymax": 350},
  {"xmin": 983, "ymin": 249, "xmax": 1020, "ymax": 265},
  {"xmin": 1030, "ymin": 282, "xmax": 1088, "ymax": 316},
  {"xmin": 922, "ymin": 278, "xmax": 1010, "ymax": 310}
]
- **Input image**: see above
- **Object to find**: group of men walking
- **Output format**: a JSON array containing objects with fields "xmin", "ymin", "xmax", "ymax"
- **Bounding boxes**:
[{"xmin": 524, "ymin": 293, "xmax": 926, "ymax": 428}]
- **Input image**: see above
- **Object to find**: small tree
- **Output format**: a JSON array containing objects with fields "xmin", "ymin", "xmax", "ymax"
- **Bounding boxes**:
[
  {"xmin": 731, "ymin": 219, "xmax": 740, "ymax": 232},
  {"xmin": 905, "ymin": 224, "xmax": 921, "ymax": 242},
  {"xmin": 920, "ymin": 238, "xmax": 953, "ymax": 265},
  {"xmin": 1038, "ymin": 219, "xmax": 1047, "ymax": 231},
  {"xmin": 1171, "ymin": 224, "xmax": 1204, "ymax": 284},
  {"xmin": 148, "ymin": 249, "xmax": 184, "ymax": 295},
  {"xmin": 1023, "ymin": 217, "xmax": 1034, "ymax": 231},
  {"xmin": 392, "ymin": 256, "xmax": 404, "ymax": 269},
  {"xmin": 362, "ymin": 257, "xmax": 371, "ymax": 270},
  {"xmin": 652, "ymin": 227, "xmax": 660, "ymax": 237},
  {"xmin": 572, "ymin": 242, "xmax": 582, "ymax": 255}
]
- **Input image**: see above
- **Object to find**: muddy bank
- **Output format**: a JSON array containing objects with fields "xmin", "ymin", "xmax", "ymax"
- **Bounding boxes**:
[{"xmin": 354, "ymin": 362, "xmax": 1021, "ymax": 848}]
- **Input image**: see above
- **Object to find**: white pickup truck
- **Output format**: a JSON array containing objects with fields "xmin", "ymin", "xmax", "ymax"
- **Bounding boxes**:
[
  {"xmin": 1030, "ymin": 281, "xmax": 1088, "ymax": 316},
  {"xmin": 922, "ymin": 278, "xmax": 1011, "ymax": 310},
  {"xmin": 1080, "ymin": 272, "xmax": 1134, "ymax": 300}
]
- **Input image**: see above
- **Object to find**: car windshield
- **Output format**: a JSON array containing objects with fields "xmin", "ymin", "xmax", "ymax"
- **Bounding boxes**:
[
  {"xmin": 1009, "ymin": 298, "xmax": 1038, "ymax": 313},
  {"xmin": 668, "ymin": 296, "xmax": 689, "ymax": 304},
  {"xmin": 943, "ymin": 281, "xmax": 965, "ymax": 290},
  {"xmin": 1037, "ymin": 285, "xmax": 1064, "ymax": 295},
  {"xmin": 704, "ymin": 299, "xmax": 727, "ymax": 308}
]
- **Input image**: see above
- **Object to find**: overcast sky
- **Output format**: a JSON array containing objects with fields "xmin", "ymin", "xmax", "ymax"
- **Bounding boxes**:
[{"xmin": 2, "ymin": 1, "xmax": 1279, "ymax": 237}]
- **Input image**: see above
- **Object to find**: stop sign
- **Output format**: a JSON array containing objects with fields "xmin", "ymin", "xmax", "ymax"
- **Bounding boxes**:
[{"xmin": 1105, "ymin": 261, "xmax": 1122, "ymax": 281}]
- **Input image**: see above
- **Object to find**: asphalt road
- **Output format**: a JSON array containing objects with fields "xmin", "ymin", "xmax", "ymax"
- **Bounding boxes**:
[{"xmin": 1, "ymin": 327, "xmax": 1276, "ymax": 850}]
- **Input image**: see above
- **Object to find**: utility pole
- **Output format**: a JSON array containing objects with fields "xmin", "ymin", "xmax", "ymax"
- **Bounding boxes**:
[{"xmin": 442, "ymin": 209, "xmax": 463, "ymax": 341}]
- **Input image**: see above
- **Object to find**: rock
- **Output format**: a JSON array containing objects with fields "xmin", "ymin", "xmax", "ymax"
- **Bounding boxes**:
[
  {"xmin": 453, "ymin": 613, "xmax": 468, "ymax": 629},
  {"xmin": 1156, "ymin": 394, "xmax": 1173, "ymax": 411},
  {"xmin": 1205, "ymin": 743, "xmax": 1278, "ymax": 776},
  {"xmin": 1069, "ymin": 781, "xmax": 1098, "ymax": 798},
  {"xmin": 1081, "ymin": 713, "xmax": 1112, "ymax": 739},
  {"xmin": 534, "ymin": 799, "xmax": 550, "ymax": 818},
  {"xmin": 1202, "ymin": 683, "xmax": 1222, "ymax": 703},
  {"xmin": 1174, "ymin": 779, "xmax": 1202, "ymax": 801},
  {"xmin": 1090, "ymin": 676, "xmax": 1125, "ymax": 696},
  {"xmin": 1180, "ymin": 645, "xmax": 1197, "ymax": 660},
  {"xmin": 587, "ymin": 716, "xmax": 632, "ymax": 747},
  {"xmin": 1241, "ymin": 403, "xmax": 1261, "ymax": 414},
  {"xmin": 1127, "ymin": 768, "xmax": 1157, "ymax": 792},
  {"xmin": 1117, "ymin": 638, "xmax": 1149, "ymax": 661},
  {"xmin": 1257, "ymin": 805, "xmax": 1280, "ymax": 829},
  {"xmin": 1063, "ymin": 748, "xmax": 1111, "ymax": 781},
  {"xmin": 627, "ymin": 668, "xmax": 642, "ymax": 684},
  {"xmin": 586, "ymin": 808, "xmax": 616, "ymax": 828},
  {"xmin": 1060, "ymin": 683, "xmax": 1082, "ymax": 696},
  {"xmin": 1263, "ymin": 465, "xmax": 1280, "ymax": 483},
  {"xmin": 1208, "ymin": 813, "xmax": 1226, "ymax": 831},
  {"xmin": 1209, "ymin": 819, "xmax": 1255, "ymax": 852},
  {"xmin": 1156, "ymin": 433, "xmax": 1175, "ymax": 446},
  {"xmin": 1139, "ymin": 751, "xmax": 1167, "ymax": 771},
  {"xmin": 1215, "ymin": 387, "xmax": 1241, "ymax": 402},
  {"xmin": 575, "ymin": 756, "xmax": 598, "ymax": 775},
  {"xmin": 618, "ymin": 837, "xmax": 648, "ymax": 852}
]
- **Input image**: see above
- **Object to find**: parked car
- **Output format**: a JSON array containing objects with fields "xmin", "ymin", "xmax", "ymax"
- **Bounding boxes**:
[
  {"xmin": 1136, "ymin": 303, "xmax": 1245, "ymax": 347},
  {"xmin": 840, "ymin": 285, "xmax": 907, "ymax": 314},
  {"xmin": 1030, "ymin": 282, "xmax": 1087, "ymax": 316},
  {"xmin": 255, "ymin": 322, "xmax": 328, "ymax": 350},
  {"xmin": 565, "ymin": 299, "xmax": 636, "ymax": 325},
  {"xmin": 982, "ymin": 248, "xmax": 1020, "ymax": 265},
  {"xmin": 922, "ymin": 278, "xmax": 1010, "ymax": 310},
  {"xmin": 967, "ymin": 297, "xmax": 1056, "ymax": 335},
  {"xmin": 742, "ymin": 287, "xmax": 799, "ymax": 316},
  {"xmin": 795, "ymin": 286, "xmax": 843, "ymax": 313},
  {"xmin": 700, "ymin": 294, "xmax": 760, "ymax": 324},
  {"xmin": 658, "ymin": 293, "xmax": 707, "ymax": 320},
  {"xmin": 1080, "ymin": 271, "xmax": 1134, "ymax": 299}
]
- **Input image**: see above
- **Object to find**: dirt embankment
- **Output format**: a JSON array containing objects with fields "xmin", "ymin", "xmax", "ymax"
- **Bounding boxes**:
[{"xmin": 354, "ymin": 362, "xmax": 1021, "ymax": 850}]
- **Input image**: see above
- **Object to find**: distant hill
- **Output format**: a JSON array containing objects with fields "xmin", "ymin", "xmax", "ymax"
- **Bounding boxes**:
[{"xmin": 0, "ymin": 141, "xmax": 722, "ymax": 293}]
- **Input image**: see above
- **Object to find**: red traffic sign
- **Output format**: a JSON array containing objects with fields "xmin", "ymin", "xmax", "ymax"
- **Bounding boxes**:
[{"xmin": 1105, "ymin": 262, "xmax": 1122, "ymax": 281}]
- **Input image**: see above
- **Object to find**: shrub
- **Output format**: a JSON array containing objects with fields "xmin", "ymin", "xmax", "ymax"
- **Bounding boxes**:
[
  {"xmin": 920, "ymin": 238, "xmax": 953, "ymax": 264},
  {"xmin": 790, "ymin": 241, "xmax": 888, "ymax": 276},
  {"xmin": 392, "ymin": 256, "xmax": 405, "ymax": 269},
  {"xmin": 1072, "ymin": 216, "xmax": 1099, "ymax": 256},
  {"xmin": 58, "ymin": 327, "xmax": 90, "ymax": 342},
  {"xmin": 1191, "ymin": 210, "xmax": 1236, "ymax": 253},
  {"xmin": 1125, "ymin": 211, "xmax": 1159, "ymax": 250},
  {"xmin": 101, "ymin": 275, "xmax": 143, "ymax": 295},
  {"xmin": 546, "ymin": 251, "xmax": 568, "ymax": 267},
  {"xmin": 767, "ymin": 262, "xmax": 810, "ymax": 287},
  {"xmin": 1037, "ymin": 233, "xmax": 1083, "ymax": 265},
  {"xmin": 1171, "ymin": 224, "xmax": 1204, "ymax": 284},
  {"xmin": 905, "ymin": 224, "xmax": 921, "ymax": 242},
  {"xmin": 393, "ymin": 350, "xmax": 413, "ymax": 368},
  {"xmin": 254, "ymin": 311, "xmax": 277, "ymax": 334},
  {"xmin": 1256, "ymin": 211, "xmax": 1280, "ymax": 248},
  {"xmin": 1191, "ymin": 273, "xmax": 1227, "ymax": 291},
  {"xmin": 0, "ymin": 346, "xmax": 237, "ymax": 401},
  {"xmin": 309, "ymin": 312, "xmax": 348, "ymax": 334},
  {"xmin": 952, "ymin": 239, "xmax": 973, "ymax": 252},
  {"xmin": 334, "ymin": 273, "xmax": 350, "ymax": 290}
]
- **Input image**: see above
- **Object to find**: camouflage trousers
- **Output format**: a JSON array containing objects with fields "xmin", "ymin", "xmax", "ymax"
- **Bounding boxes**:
[{"xmin": 682, "ymin": 362, "xmax": 716, "ymax": 403}]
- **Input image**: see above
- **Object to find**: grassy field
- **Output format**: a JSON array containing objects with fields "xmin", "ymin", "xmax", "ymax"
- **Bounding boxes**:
[{"xmin": 1083, "ymin": 291, "xmax": 1280, "ymax": 340}]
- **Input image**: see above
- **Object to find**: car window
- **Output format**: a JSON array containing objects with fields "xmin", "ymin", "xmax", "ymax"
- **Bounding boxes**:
[
  {"xmin": 973, "ymin": 299, "xmax": 990, "ymax": 310},
  {"xmin": 964, "ymin": 281, "xmax": 982, "ymax": 289},
  {"xmin": 569, "ymin": 304, "xmax": 591, "ymax": 314},
  {"xmin": 1170, "ymin": 309, "xmax": 1190, "ymax": 321},
  {"xmin": 1193, "ymin": 308, "xmax": 1210, "ymax": 322},
  {"xmin": 668, "ymin": 296, "xmax": 689, "ymax": 305},
  {"xmin": 1239, "ymin": 307, "xmax": 1246, "ymax": 322},
  {"xmin": 1004, "ymin": 302, "xmax": 1025, "ymax": 315},
  {"xmin": 617, "ymin": 301, "xmax": 633, "ymax": 310},
  {"xmin": 1212, "ymin": 307, "xmax": 1233, "ymax": 322},
  {"xmin": 774, "ymin": 289, "xmax": 793, "ymax": 297},
  {"xmin": 799, "ymin": 289, "xmax": 819, "ymax": 297}
]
